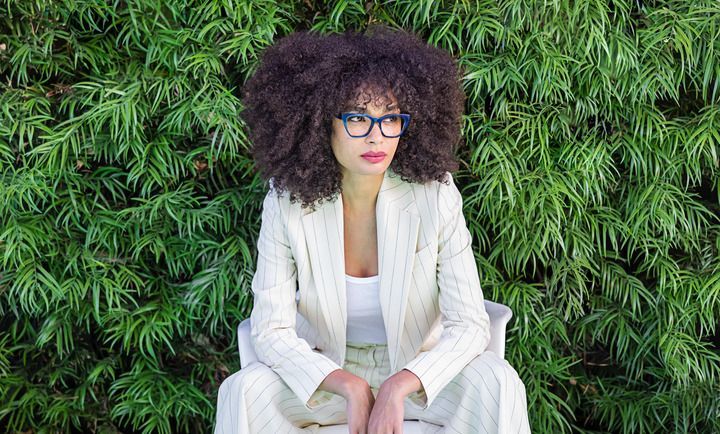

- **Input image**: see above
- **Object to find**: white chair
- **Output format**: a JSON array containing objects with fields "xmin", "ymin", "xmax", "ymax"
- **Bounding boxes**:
[{"xmin": 236, "ymin": 300, "xmax": 513, "ymax": 433}]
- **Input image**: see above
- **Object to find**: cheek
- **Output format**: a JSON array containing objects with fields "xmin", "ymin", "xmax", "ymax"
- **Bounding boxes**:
[
  {"xmin": 389, "ymin": 139, "xmax": 400, "ymax": 155},
  {"xmin": 330, "ymin": 125, "xmax": 347, "ymax": 147},
  {"xmin": 329, "ymin": 126, "xmax": 343, "ymax": 153},
  {"xmin": 331, "ymin": 119, "xmax": 346, "ymax": 138},
  {"xmin": 329, "ymin": 136, "xmax": 355, "ymax": 167}
]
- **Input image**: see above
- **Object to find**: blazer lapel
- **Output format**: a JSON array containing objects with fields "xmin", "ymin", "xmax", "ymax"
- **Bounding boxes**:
[
  {"xmin": 301, "ymin": 194, "xmax": 347, "ymax": 364},
  {"xmin": 376, "ymin": 170, "xmax": 420, "ymax": 371},
  {"xmin": 301, "ymin": 169, "xmax": 420, "ymax": 370}
]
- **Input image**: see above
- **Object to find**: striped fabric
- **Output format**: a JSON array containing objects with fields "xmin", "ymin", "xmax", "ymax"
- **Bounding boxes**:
[
  {"xmin": 215, "ymin": 342, "xmax": 531, "ymax": 433},
  {"xmin": 248, "ymin": 168, "xmax": 496, "ymax": 412}
]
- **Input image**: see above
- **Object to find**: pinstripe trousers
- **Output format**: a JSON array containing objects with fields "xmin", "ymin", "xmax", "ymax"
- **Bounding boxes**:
[{"xmin": 214, "ymin": 342, "xmax": 531, "ymax": 434}]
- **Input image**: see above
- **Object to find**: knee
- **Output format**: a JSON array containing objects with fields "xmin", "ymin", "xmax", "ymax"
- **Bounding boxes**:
[
  {"xmin": 463, "ymin": 352, "xmax": 526, "ymax": 395},
  {"xmin": 218, "ymin": 362, "xmax": 277, "ymax": 401}
]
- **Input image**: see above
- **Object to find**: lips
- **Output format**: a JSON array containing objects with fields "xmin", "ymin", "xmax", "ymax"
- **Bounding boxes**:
[{"xmin": 361, "ymin": 151, "xmax": 386, "ymax": 157}]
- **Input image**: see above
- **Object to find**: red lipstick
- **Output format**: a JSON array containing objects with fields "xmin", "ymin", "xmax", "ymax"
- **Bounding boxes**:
[{"xmin": 361, "ymin": 151, "xmax": 386, "ymax": 163}]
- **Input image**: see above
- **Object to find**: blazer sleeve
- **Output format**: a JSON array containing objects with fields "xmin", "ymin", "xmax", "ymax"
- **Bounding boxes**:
[
  {"xmin": 400, "ymin": 172, "xmax": 491, "ymax": 409},
  {"xmin": 249, "ymin": 188, "xmax": 342, "ymax": 410}
]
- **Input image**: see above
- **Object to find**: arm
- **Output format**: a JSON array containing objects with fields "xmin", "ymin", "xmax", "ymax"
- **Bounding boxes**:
[
  {"xmin": 399, "ymin": 172, "xmax": 491, "ymax": 409},
  {"xmin": 319, "ymin": 369, "xmax": 376, "ymax": 432},
  {"xmin": 250, "ymin": 188, "xmax": 343, "ymax": 410}
]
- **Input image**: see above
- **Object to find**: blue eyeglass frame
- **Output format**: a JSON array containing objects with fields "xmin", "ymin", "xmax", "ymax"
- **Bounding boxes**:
[{"xmin": 335, "ymin": 112, "xmax": 412, "ymax": 138}]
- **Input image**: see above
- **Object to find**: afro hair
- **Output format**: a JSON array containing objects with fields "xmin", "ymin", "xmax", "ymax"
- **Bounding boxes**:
[{"xmin": 241, "ymin": 25, "xmax": 466, "ymax": 209}]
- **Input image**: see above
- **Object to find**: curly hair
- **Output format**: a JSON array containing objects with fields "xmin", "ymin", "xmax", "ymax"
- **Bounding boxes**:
[{"xmin": 241, "ymin": 25, "xmax": 466, "ymax": 209}]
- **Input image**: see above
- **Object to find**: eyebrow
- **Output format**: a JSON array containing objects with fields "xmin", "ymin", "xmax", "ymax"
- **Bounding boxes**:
[{"xmin": 352, "ymin": 103, "xmax": 398, "ymax": 111}]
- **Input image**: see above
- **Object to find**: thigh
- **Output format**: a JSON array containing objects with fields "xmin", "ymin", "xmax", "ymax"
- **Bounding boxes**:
[
  {"xmin": 216, "ymin": 362, "xmax": 347, "ymax": 433},
  {"xmin": 403, "ymin": 351, "xmax": 529, "ymax": 434}
]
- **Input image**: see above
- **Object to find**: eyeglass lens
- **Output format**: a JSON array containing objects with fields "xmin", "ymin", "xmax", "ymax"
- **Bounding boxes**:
[{"xmin": 346, "ymin": 114, "xmax": 406, "ymax": 137}]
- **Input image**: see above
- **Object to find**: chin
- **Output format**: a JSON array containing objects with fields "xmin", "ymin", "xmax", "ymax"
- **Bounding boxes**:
[
  {"xmin": 340, "ymin": 157, "xmax": 393, "ymax": 177},
  {"xmin": 363, "ymin": 163, "xmax": 391, "ymax": 174}
]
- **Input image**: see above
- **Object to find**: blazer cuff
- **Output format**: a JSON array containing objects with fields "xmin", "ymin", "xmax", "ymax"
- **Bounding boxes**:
[
  {"xmin": 400, "ymin": 358, "xmax": 435, "ymax": 409},
  {"xmin": 400, "ymin": 352, "xmax": 456, "ymax": 410},
  {"xmin": 407, "ymin": 387, "xmax": 429, "ymax": 410},
  {"xmin": 296, "ymin": 358, "xmax": 343, "ymax": 411}
]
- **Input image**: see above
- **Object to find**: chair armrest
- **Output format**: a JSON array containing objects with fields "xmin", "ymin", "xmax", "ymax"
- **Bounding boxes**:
[
  {"xmin": 237, "ymin": 318, "xmax": 257, "ymax": 369},
  {"xmin": 483, "ymin": 300, "xmax": 513, "ymax": 359},
  {"xmin": 236, "ymin": 300, "xmax": 514, "ymax": 367}
]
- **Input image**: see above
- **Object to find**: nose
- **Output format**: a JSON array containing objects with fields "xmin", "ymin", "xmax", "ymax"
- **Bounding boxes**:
[{"xmin": 365, "ymin": 119, "xmax": 384, "ymax": 142}]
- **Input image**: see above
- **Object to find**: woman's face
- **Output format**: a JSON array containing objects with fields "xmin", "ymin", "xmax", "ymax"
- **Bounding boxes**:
[{"xmin": 330, "ymin": 88, "xmax": 401, "ymax": 179}]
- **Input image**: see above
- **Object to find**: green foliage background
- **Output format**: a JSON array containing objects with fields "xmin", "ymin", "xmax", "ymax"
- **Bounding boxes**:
[{"xmin": 1, "ymin": 0, "xmax": 719, "ymax": 432}]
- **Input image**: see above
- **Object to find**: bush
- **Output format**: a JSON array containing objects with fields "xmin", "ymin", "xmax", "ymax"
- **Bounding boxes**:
[{"xmin": 1, "ymin": 1, "xmax": 718, "ymax": 433}]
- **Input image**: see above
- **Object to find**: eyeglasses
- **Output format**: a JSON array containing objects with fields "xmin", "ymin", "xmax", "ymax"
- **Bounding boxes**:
[{"xmin": 335, "ymin": 112, "xmax": 411, "ymax": 138}]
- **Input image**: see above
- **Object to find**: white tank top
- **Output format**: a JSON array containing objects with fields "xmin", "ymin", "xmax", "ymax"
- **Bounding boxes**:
[{"xmin": 344, "ymin": 273, "xmax": 387, "ymax": 344}]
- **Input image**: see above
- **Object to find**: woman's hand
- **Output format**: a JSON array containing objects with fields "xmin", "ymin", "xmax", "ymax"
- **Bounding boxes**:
[
  {"xmin": 319, "ymin": 369, "xmax": 375, "ymax": 434},
  {"xmin": 367, "ymin": 386, "xmax": 404, "ymax": 434},
  {"xmin": 345, "ymin": 378, "xmax": 375, "ymax": 434},
  {"xmin": 368, "ymin": 369, "xmax": 422, "ymax": 433}
]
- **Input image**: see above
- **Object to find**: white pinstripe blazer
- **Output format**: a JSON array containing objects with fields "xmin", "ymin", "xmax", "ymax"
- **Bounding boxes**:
[{"xmin": 249, "ymin": 168, "xmax": 491, "ymax": 411}]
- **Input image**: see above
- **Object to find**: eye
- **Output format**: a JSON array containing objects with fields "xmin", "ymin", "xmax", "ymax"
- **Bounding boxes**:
[
  {"xmin": 382, "ymin": 114, "xmax": 401, "ymax": 123},
  {"xmin": 347, "ymin": 115, "xmax": 368, "ymax": 122}
]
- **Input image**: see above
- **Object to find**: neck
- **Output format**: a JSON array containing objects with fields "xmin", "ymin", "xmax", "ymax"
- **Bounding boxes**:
[{"xmin": 340, "ymin": 170, "xmax": 384, "ymax": 214}]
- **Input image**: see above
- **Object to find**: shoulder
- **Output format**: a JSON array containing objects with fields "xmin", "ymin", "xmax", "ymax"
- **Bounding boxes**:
[
  {"xmin": 436, "ymin": 171, "xmax": 462, "ymax": 205},
  {"xmin": 412, "ymin": 175, "xmax": 466, "ymax": 239},
  {"xmin": 401, "ymin": 172, "xmax": 463, "ymax": 232},
  {"xmin": 263, "ymin": 177, "xmax": 319, "ymax": 224},
  {"xmin": 261, "ymin": 177, "xmax": 293, "ymax": 216},
  {"xmin": 409, "ymin": 171, "xmax": 462, "ymax": 209}
]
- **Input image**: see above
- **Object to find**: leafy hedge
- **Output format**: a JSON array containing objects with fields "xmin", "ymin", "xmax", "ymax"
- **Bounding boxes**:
[{"xmin": 1, "ymin": 1, "xmax": 719, "ymax": 433}]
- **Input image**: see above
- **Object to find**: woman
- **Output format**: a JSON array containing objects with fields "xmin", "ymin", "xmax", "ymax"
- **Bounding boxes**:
[{"xmin": 215, "ymin": 26, "xmax": 531, "ymax": 433}]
